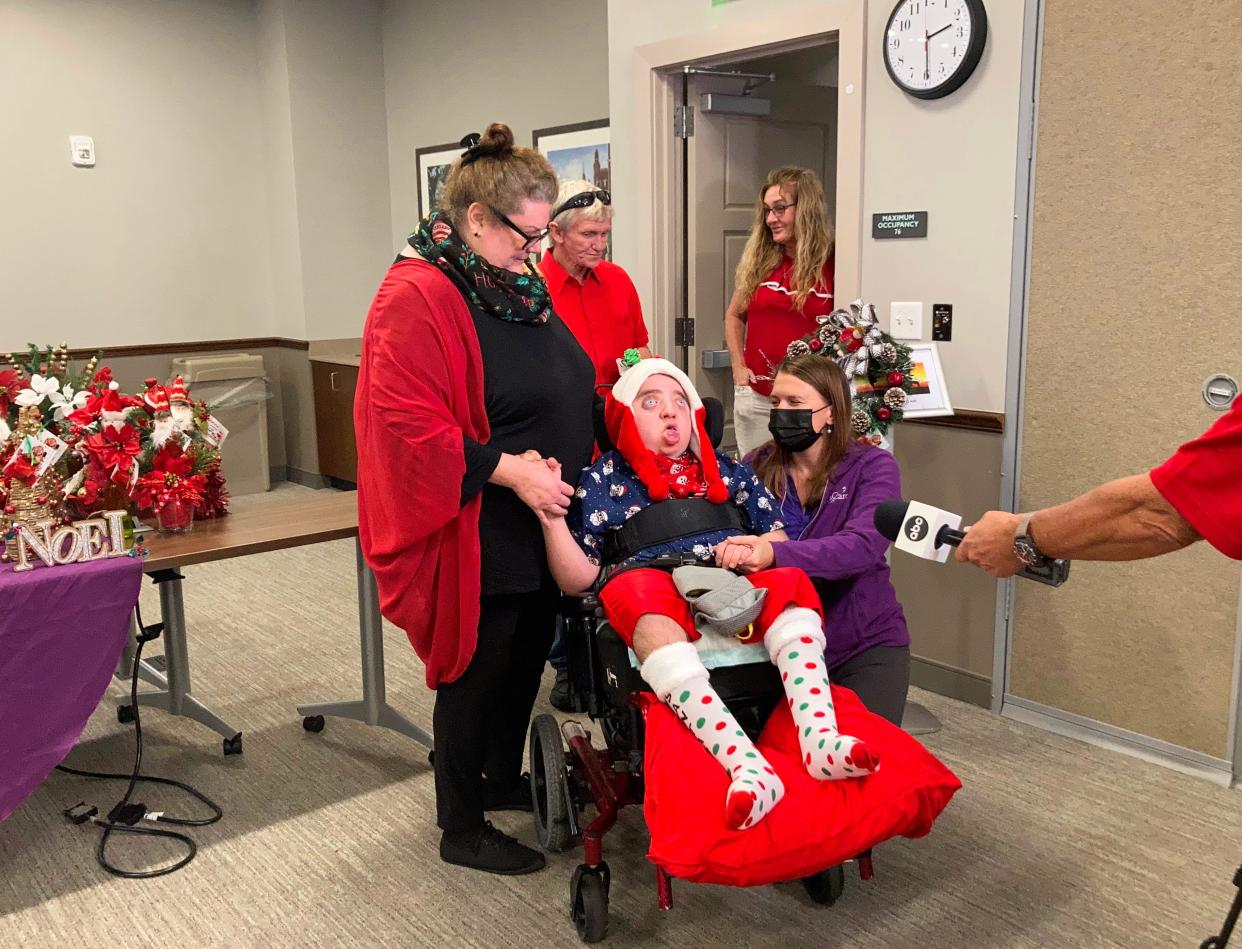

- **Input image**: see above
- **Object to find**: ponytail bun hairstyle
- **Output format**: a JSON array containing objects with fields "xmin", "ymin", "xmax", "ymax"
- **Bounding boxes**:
[{"xmin": 440, "ymin": 122, "xmax": 557, "ymax": 228}]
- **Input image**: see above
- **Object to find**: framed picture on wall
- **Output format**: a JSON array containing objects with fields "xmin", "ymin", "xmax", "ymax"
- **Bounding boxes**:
[
  {"xmin": 415, "ymin": 142, "xmax": 462, "ymax": 219},
  {"xmin": 900, "ymin": 342, "xmax": 954, "ymax": 418},
  {"xmin": 533, "ymin": 119, "xmax": 612, "ymax": 259}
]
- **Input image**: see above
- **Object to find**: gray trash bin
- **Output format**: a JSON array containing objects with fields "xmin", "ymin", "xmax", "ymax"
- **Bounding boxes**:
[{"xmin": 171, "ymin": 353, "xmax": 271, "ymax": 495}]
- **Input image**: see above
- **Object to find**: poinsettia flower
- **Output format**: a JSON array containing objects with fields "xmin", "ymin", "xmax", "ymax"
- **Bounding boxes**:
[
  {"xmin": 0, "ymin": 369, "xmax": 21, "ymax": 413},
  {"xmin": 4, "ymin": 451, "xmax": 38, "ymax": 486},
  {"xmin": 15, "ymin": 373, "xmax": 60, "ymax": 407},
  {"xmin": 151, "ymin": 442, "xmax": 194, "ymax": 477},
  {"xmin": 84, "ymin": 423, "xmax": 141, "ymax": 471},
  {"xmin": 48, "ymin": 383, "xmax": 91, "ymax": 421}
]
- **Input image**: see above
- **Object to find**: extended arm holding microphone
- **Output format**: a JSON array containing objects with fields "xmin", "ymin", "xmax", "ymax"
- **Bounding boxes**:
[
  {"xmin": 956, "ymin": 474, "xmax": 1201, "ymax": 578},
  {"xmin": 874, "ymin": 499, "xmax": 1070, "ymax": 586}
]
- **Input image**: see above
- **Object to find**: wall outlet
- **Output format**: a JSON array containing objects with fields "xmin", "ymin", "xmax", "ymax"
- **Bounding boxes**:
[{"xmin": 890, "ymin": 301, "xmax": 923, "ymax": 340}]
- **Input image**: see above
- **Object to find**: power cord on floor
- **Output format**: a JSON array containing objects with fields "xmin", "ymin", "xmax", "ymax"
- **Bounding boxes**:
[{"xmin": 55, "ymin": 600, "xmax": 222, "ymax": 878}]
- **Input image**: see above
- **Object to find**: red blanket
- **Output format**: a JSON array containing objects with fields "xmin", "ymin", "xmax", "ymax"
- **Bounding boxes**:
[
  {"xmin": 643, "ymin": 685, "xmax": 961, "ymax": 886},
  {"xmin": 355, "ymin": 258, "xmax": 490, "ymax": 688}
]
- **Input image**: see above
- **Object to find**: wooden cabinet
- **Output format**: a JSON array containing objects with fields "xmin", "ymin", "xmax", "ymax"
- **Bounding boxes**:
[{"xmin": 311, "ymin": 360, "xmax": 359, "ymax": 484}]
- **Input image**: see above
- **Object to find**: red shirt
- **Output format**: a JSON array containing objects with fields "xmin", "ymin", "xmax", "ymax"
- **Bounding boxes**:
[
  {"xmin": 743, "ymin": 255, "xmax": 835, "ymax": 396},
  {"xmin": 1149, "ymin": 399, "xmax": 1242, "ymax": 559},
  {"xmin": 541, "ymin": 251, "xmax": 649, "ymax": 388}
]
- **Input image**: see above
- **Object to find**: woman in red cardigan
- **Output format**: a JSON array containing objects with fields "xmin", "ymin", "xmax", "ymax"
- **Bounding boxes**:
[{"xmin": 354, "ymin": 124, "xmax": 595, "ymax": 877}]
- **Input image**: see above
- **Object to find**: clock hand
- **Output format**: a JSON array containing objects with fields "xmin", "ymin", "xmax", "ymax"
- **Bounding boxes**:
[{"xmin": 928, "ymin": 22, "xmax": 953, "ymax": 40}]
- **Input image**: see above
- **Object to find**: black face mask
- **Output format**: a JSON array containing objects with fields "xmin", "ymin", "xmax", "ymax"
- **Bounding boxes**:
[{"xmin": 768, "ymin": 408, "xmax": 824, "ymax": 453}]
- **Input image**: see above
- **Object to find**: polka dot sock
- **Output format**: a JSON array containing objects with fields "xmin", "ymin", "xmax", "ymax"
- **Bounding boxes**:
[
  {"xmin": 765, "ymin": 608, "xmax": 880, "ymax": 781},
  {"xmin": 640, "ymin": 641, "xmax": 785, "ymax": 830}
]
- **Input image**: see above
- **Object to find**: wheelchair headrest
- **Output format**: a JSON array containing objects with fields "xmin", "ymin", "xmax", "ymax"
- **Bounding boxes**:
[{"xmin": 592, "ymin": 393, "xmax": 725, "ymax": 454}]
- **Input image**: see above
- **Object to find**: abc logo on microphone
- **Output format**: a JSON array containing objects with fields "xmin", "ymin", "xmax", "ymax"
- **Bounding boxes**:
[
  {"xmin": 904, "ymin": 515, "xmax": 930, "ymax": 543},
  {"xmin": 893, "ymin": 501, "xmax": 961, "ymax": 564}
]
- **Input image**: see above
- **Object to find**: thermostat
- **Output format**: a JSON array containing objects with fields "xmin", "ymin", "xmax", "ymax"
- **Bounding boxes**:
[{"xmin": 69, "ymin": 136, "xmax": 95, "ymax": 167}]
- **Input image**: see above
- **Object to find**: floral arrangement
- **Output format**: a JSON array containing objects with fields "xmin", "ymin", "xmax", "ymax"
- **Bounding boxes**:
[
  {"xmin": 0, "ymin": 344, "xmax": 229, "ymax": 530},
  {"xmin": 786, "ymin": 301, "xmax": 917, "ymax": 441}
]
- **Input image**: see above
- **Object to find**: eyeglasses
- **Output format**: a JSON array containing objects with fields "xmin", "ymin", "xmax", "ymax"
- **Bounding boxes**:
[
  {"xmin": 763, "ymin": 201, "xmax": 797, "ymax": 218},
  {"xmin": 551, "ymin": 189, "xmax": 611, "ymax": 221},
  {"xmin": 488, "ymin": 206, "xmax": 549, "ymax": 251}
]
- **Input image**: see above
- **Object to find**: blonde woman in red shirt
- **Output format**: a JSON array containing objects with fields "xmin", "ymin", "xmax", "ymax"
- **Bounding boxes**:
[{"xmin": 724, "ymin": 166, "xmax": 835, "ymax": 457}]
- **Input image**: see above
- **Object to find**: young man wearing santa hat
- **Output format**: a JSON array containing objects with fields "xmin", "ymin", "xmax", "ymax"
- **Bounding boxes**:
[{"xmin": 538, "ymin": 355, "xmax": 877, "ymax": 831}]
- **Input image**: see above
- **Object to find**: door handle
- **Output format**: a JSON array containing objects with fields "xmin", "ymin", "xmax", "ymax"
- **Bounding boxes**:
[
  {"xmin": 1202, "ymin": 373, "xmax": 1238, "ymax": 411},
  {"xmin": 329, "ymin": 370, "xmax": 341, "ymax": 392}
]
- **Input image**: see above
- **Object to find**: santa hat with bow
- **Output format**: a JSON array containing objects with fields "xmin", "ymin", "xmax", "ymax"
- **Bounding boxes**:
[{"xmin": 604, "ymin": 355, "xmax": 730, "ymax": 504}]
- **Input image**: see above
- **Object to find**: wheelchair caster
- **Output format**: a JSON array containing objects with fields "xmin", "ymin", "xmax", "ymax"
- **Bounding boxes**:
[
  {"xmin": 223, "ymin": 733, "xmax": 243, "ymax": 756},
  {"xmin": 302, "ymin": 715, "xmax": 325, "ymax": 733},
  {"xmin": 570, "ymin": 862, "xmax": 610, "ymax": 943},
  {"xmin": 117, "ymin": 704, "xmax": 136, "ymax": 725},
  {"xmin": 530, "ymin": 714, "xmax": 574, "ymax": 852},
  {"xmin": 802, "ymin": 863, "xmax": 845, "ymax": 906}
]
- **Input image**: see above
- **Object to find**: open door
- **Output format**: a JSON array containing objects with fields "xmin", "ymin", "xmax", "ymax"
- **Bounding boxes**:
[{"xmin": 681, "ymin": 45, "xmax": 840, "ymax": 451}]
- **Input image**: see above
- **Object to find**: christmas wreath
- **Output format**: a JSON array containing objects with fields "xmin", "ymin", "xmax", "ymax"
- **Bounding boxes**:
[{"xmin": 785, "ymin": 301, "xmax": 915, "ymax": 441}]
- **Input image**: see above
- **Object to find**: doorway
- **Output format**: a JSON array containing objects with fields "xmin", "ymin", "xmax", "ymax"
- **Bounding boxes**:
[{"xmin": 680, "ymin": 43, "xmax": 840, "ymax": 451}]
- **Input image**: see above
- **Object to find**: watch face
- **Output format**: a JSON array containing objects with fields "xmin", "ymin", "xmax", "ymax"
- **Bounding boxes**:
[
  {"xmin": 884, "ymin": 0, "xmax": 988, "ymax": 100},
  {"xmin": 1013, "ymin": 536, "xmax": 1041, "ymax": 566}
]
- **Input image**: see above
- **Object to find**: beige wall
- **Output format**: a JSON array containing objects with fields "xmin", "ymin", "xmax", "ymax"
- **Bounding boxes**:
[
  {"xmin": 281, "ymin": 0, "xmax": 392, "ymax": 341},
  {"xmin": 381, "ymin": 0, "xmax": 610, "ymax": 248},
  {"xmin": 0, "ymin": 0, "xmax": 277, "ymax": 350},
  {"xmin": 1012, "ymin": 0, "xmax": 1242, "ymax": 758},
  {"xmin": 0, "ymin": 0, "xmax": 391, "ymax": 351}
]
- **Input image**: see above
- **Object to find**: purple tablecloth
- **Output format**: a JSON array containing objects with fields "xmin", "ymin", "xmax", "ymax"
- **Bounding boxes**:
[{"xmin": 0, "ymin": 555, "xmax": 142, "ymax": 821}]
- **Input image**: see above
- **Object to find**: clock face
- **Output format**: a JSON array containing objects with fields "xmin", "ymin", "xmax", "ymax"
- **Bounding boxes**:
[{"xmin": 884, "ymin": 0, "xmax": 988, "ymax": 100}]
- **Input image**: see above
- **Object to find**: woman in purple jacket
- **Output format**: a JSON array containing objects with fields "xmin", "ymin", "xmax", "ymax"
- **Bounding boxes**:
[{"xmin": 720, "ymin": 353, "xmax": 910, "ymax": 725}]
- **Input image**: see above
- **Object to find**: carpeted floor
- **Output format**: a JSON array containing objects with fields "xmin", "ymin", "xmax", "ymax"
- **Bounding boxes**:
[{"xmin": 2, "ymin": 485, "xmax": 1239, "ymax": 948}]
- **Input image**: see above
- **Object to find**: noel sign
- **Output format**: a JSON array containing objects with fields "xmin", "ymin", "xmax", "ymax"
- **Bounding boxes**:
[{"xmin": 7, "ymin": 509, "xmax": 129, "ymax": 573}]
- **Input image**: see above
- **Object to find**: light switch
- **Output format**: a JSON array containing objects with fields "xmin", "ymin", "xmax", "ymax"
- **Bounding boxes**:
[
  {"xmin": 890, "ymin": 301, "xmax": 923, "ymax": 340},
  {"xmin": 69, "ymin": 135, "xmax": 95, "ymax": 167}
]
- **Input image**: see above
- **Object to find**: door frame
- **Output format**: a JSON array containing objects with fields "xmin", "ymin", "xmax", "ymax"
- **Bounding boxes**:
[{"xmin": 634, "ymin": 0, "xmax": 866, "ymax": 358}]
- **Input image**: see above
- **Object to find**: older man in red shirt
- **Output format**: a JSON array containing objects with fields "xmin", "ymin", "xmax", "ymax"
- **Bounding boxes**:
[{"xmin": 541, "ymin": 180, "xmax": 651, "ymax": 388}]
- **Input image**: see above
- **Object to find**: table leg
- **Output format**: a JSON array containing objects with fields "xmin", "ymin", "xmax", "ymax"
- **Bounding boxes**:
[
  {"xmin": 119, "ymin": 569, "xmax": 244, "ymax": 754},
  {"xmin": 296, "ymin": 539, "xmax": 433, "ymax": 749}
]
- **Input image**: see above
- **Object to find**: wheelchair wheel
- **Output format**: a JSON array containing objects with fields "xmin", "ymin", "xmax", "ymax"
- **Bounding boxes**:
[
  {"xmin": 530, "ymin": 714, "xmax": 574, "ymax": 852},
  {"xmin": 802, "ymin": 864, "xmax": 845, "ymax": 906},
  {"xmin": 571, "ymin": 862, "xmax": 609, "ymax": 943}
]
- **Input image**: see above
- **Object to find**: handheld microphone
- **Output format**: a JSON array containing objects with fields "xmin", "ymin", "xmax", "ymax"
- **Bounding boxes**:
[
  {"xmin": 873, "ymin": 500, "xmax": 962, "ymax": 564},
  {"xmin": 874, "ymin": 500, "xmax": 1071, "ymax": 587}
]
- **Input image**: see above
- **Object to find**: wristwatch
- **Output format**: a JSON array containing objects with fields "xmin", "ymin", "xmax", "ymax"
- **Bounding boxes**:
[{"xmin": 1012, "ymin": 513, "xmax": 1045, "ymax": 566}]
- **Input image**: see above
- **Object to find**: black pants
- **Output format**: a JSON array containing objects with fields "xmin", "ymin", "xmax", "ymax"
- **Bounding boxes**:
[
  {"xmin": 829, "ymin": 644, "xmax": 911, "ymax": 727},
  {"xmin": 433, "ymin": 586, "xmax": 559, "ymax": 834}
]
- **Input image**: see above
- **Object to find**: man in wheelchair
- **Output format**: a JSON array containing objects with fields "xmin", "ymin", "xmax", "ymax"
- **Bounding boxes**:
[{"xmin": 537, "ymin": 354, "xmax": 878, "ymax": 831}]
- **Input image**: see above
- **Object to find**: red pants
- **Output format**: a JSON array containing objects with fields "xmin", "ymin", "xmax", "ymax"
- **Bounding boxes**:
[{"xmin": 599, "ymin": 566, "xmax": 823, "ymax": 649}]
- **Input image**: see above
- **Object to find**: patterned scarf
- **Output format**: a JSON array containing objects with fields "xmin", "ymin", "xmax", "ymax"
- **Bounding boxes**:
[{"xmin": 407, "ymin": 212, "xmax": 551, "ymax": 325}]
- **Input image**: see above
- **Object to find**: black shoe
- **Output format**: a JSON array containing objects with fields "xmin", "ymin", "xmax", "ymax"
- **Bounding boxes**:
[
  {"xmin": 482, "ymin": 773, "xmax": 533, "ymax": 813},
  {"xmin": 440, "ymin": 821, "xmax": 546, "ymax": 875},
  {"xmin": 550, "ymin": 667, "xmax": 573, "ymax": 713}
]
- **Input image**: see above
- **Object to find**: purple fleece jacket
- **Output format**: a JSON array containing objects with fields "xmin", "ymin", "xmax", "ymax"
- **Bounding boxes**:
[{"xmin": 748, "ymin": 442, "xmax": 910, "ymax": 670}]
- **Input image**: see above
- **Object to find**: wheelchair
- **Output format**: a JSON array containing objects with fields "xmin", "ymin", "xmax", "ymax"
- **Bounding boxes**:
[{"xmin": 527, "ymin": 396, "xmax": 874, "ymax": 944}]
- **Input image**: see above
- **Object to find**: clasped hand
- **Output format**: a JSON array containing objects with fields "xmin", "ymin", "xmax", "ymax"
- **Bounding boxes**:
[
  {"xmin": 511, "ymin": 450, "xmax": 573, "ymax": 522},
  {"xmin": 714, "ymin": 534, "xmax": 775, "ymax": 573}
]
